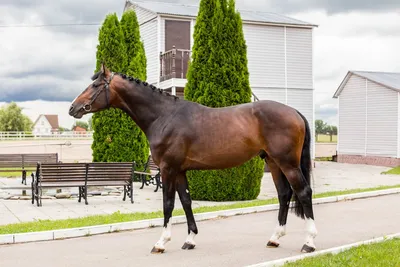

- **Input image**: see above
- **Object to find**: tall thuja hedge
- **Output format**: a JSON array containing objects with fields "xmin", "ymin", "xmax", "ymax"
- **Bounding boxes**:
[
  {"xmin": 119, "ymin": 10, "xmax": 149, "ymax": 171},
  {"xmin": 184, "ymin": 0, "xmax": 217, "ymax": 102},
  {"xmin": 91, "ymin": 12, "xmax": 149, "ymax": 171},
  {"xmin": 185, "ymin": 0, "xmax": 265, "ymax": 201}
]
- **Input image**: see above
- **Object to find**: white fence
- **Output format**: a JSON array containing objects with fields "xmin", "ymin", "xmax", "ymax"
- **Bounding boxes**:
[{"xmin": 0, "ymin": 131, "xmax": 94, "ymax": 140}]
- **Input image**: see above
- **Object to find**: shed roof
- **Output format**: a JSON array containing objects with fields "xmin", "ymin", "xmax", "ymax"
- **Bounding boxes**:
[
  {"xmin": 127, "ymin": 1, "xmax": 317, "ymax": 28},
  {"xmin": 333, "ymin": 70, "xmax": 400, "ymax": 98}
]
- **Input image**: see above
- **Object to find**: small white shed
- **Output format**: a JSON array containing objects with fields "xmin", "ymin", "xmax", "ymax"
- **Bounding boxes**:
[{"xmin": 333, "ymin": 71, "xmax": 400, "ymax": 166}]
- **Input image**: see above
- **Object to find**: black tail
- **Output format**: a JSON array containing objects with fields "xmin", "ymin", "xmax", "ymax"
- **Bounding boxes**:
[{"xmin": 291, "ymin": 110, "xmax": 312, "ymax": 219}]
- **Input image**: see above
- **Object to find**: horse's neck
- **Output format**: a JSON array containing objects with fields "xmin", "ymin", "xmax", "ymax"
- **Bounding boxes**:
[{"xmin": 116, "ymin": 80, "xmax": 174, "ymax": 135}]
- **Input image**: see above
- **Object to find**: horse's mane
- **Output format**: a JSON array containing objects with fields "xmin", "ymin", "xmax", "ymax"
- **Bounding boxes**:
[{"xmin": 91, "ymin": 70, "xmax": 179, "ymax": 101}]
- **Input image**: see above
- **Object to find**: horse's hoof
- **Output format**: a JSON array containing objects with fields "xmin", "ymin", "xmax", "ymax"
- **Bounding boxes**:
[
  {"xmin": 266, "ymin": 241, "xmax": 279, "ymax": 248},
  {"xmin": 151, "ymin": 246, "xmax": 165, "ymax": 254},
  {"xmin": 182, "ymin": 242, "xmax": 196, "ymax": 250},
  {"xmin": 301, "ymin": 244, "xmax": 315, "ymax": 253}
]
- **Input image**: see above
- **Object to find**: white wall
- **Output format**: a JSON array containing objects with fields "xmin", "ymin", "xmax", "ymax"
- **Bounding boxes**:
[
  {"xmin": 366, "ymin": 79, "xmax": 398, "ymax": 157},
  {"xmin": 338, "ymin": 75, "xmax": 367, "ymax": 155},
  {"xmin": 129, "ymin": 5, "xmax": 159, "ymax": 85},
  {"xmin": 32, "ymin": 115, "xmax": 52, "ymax": 135}
]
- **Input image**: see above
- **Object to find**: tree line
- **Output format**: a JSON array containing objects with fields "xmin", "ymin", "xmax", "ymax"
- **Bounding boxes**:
[
  {"xmin": 0, "ymin": 102, "xmax": 91, "ymax": 132},
  {"xmin": 315, "ymin": 119, "xmax": 337, "ymax": 142}
]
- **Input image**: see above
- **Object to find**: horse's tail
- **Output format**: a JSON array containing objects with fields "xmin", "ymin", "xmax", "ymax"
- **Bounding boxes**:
[{"xmin": 292, "ymin": 110, "xmax": 312, "ymax": 219}]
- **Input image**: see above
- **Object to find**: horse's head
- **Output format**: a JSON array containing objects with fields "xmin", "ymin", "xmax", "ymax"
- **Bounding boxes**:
[{"xmin": 69, "ymin": 63, "xmax": 116, "ymax": 119}]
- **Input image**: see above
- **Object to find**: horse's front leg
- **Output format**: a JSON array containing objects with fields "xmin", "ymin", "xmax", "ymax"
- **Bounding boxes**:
[
  {"xmin": 151, "ymin": 167, "xmax": 176, "ymax": 254},
  {"xmin": 176, "ymin": 171, "xmax": 198, "ymax": 250}
]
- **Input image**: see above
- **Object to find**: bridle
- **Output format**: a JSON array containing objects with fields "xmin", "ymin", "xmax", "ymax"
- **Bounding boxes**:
[{"xmin": 83, "ymin": 72, "xmax": 115, "ymax": 112}]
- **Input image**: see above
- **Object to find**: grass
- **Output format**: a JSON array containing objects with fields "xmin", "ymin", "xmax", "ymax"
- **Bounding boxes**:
[
  {"xmin": 315, "ymin": 156, "xmax": 334, "ymax": 162},
  {"xmin": 381, "ymin": 166, "xmax": 400, "ymax": 175},
  {"xmin": 1, "ymin": 184, "xmax": 400, "ymax": 235},
  {"xmin": 0, "ymin": 168, "xmax": 33, "ymax": 178},
  {"xmin": 283, "ymin": 238, "xmax": 400, "ymax": 267},
  {"xmin": 316, "ymin": 134, "xmax": 337, "ymax": 143}
]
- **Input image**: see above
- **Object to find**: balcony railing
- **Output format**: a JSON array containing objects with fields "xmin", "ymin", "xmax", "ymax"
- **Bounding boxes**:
[{"xmin": 160, "ymin": 46, "xmax": 191, "ymax": 82}]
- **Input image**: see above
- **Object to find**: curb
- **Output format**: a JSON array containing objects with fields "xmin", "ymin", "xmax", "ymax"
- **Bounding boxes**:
[
  {"xmin": 245, "ymin": 232, "xmax": 400, "ymax": 267},
  {"xmin": 1, "ymin": 188, "xmax": 400, "ymax": 245}
]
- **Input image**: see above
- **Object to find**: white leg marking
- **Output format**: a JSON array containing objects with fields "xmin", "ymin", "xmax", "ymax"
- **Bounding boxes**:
[
  {"xmin": 185, "ymin": 231, "xmax": 197, "ymax": 245},
  {"xmin": 304, "ymin": 218, "xmax": 318, "ymax": 248},
  {"xmin": 269, "ymin": 222, "xmax": 286, "ymax": 244},
  {"xmin": 154, "ymin": 222, "xmax": 172, "ymax": 250}
]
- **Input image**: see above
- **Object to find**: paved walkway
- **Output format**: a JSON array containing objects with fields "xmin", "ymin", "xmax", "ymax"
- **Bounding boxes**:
[
  {"xmin": 1, "ymin": 194, "xmax": 399, "ymax": 267},
  {"xmin": 0, "ymin": 162, "xmax": 399, "ymax": 225}
]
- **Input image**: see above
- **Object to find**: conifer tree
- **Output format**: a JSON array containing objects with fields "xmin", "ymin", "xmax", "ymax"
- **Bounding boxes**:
[
  {"xmin": 119, "ymin": 9, "xmax": 150, "ymax": 171},
  {"xmin": 185, "ymin": 0, "xmax": 265, "ymax": 201},
  {"xmin": 184, "ymin": 0, "xmax": 217, "ymax": 102},
  {"xmin": 91, "ymin": 12, "xmax": 148, "ymax": 171}
]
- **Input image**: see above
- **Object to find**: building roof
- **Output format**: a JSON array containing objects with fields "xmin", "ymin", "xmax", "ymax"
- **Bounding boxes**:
[
  {"xmin": 45, "ymin": 115, "xmax": 59, "ymax": 129},
  {"xmin": 33, "ymin": 114, "xmax": 59, "ymax": 129},
  {"xmin": 126, "ymin": 0, "xmax": 317, "ymax": 28},
  {"xmin": 333, "ymin": 70, "xmax": 400, "ymax": 98}
]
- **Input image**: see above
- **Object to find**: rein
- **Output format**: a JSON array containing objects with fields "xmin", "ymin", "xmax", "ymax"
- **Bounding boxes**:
[{"xmin": 83, "ymin": 72, "xmax": 115, "ymax": 112}]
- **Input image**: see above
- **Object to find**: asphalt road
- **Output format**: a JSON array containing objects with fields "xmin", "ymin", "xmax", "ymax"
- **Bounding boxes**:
[{"xmin": 1, "ymin": 194, "xmax": 399, "ymax": 267}]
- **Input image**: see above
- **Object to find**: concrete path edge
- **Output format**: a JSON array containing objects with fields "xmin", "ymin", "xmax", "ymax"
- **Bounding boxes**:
[
  {"xmin": 245, "ymin": 232, "xmax": 400, "ymax": 267},
  {"xmin": 1, "ymin": 187, "xmax": 399, "ymax": 246}
]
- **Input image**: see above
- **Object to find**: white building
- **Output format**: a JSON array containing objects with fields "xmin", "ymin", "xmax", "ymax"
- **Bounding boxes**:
[
  {"xmin": 124, "ymin": 0, "xmax": 317, "ymax": 157},
  {"xmin": 333, "ymin": 71, "xmax": 400, "ymax": 166},
  {"xmin": 32, "ymin": 114, "xmax": 59, "ymax": 135}
]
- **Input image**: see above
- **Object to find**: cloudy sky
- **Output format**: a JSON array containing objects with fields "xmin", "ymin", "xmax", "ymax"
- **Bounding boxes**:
[{"xmin": 0, "ymin": 0, "xmax": 399, "ymax": 128}]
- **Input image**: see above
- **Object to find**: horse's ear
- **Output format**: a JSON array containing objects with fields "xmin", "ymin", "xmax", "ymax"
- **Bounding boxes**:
[{"xmin": 101, "ymin": 62, "xmax": 111, "ymax": 76}]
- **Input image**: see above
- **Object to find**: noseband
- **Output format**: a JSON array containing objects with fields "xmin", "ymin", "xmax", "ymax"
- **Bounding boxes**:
[{"xmin": 83, "ymin": 72, "xmax": 115, "ymax": 112}]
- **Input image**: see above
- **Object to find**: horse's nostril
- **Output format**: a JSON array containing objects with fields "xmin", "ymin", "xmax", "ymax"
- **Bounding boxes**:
[{"xmin": 69, "ymin": 105, "xmax": 74, "ymax": 112}]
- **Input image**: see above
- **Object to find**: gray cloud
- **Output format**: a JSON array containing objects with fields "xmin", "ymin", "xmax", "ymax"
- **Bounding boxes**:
[
  {"xmin": 150, "ymin": 0, "xmax": 400, "ymax": 14},
  {"xmin": 1, "ymin": 0, "xmax": 400, "ymax": 103},
  {"xmin": 254, "ymin": 0, "xmax": 400, "ymax": 15}
]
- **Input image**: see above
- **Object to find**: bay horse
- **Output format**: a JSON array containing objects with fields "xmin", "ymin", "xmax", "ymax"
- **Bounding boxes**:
[{"xmin": 69, "ymin": 64, "xmax": 317, "ymax": 254}]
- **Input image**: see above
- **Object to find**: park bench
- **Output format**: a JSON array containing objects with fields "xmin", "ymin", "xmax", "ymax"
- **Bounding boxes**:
[
  {"xmin": 0, "ymin": 153, "xmax": 59, "ymax": 185},
  {"xmin": 32, "ymin": 161, "xmax": 136, "ymax": 206},
  {"xmin": 136, "ymin": 155, "xmax": 162, "ymax": 192}
]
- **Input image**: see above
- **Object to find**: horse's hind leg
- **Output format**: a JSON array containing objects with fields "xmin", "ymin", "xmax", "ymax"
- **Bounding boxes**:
[
  {"xmin": 278, "ymin": 161, "xmax": 317, "ymax": 253},
  {"xmin": 265, "ymin": 156, "xmax": 293, "ymax": 248}
]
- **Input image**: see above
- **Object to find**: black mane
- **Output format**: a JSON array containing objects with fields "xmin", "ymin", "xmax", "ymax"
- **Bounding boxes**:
[{"xmin": 91, "ymin": 70, "xmax": 179, "ymax": 101}]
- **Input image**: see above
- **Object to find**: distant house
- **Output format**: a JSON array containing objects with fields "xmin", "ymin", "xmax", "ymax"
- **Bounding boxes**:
[
  {"xmin": 124, "ymin": 0, "xmax": 318, "ymax": 157},
  {"xmin": 32, "ymin": 115, "xmax": 59, "ymax": 135},
  {"xmin": 333, "ymin": 71, "xmax": 400, "ymax": 166},
  {"xmin": 73, "ymin": 125, "xmax": 87, "ymax": 133}
]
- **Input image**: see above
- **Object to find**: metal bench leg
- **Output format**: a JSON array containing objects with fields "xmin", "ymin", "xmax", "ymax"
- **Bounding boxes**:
[
  {"xmin": 22, "ymin": 170, "xmax": 27, "ymax": 185},
  {"xmin": 154, "ymin": 174, "xmax": 161, "ymax": 193},
  {"xmin": 123, "ymin": 186, "xmax": 127, "ymax": 201},
  {"xmin": 31, "ymin": 174, "xmax": 35, "ymax": 205},
  {"xmin": 84, "ymin": 185, "xmax": 88, "ymax": 205},
  {"xmin": 130, "ymin": 181, "xmax": 134, "ymax": 204},
  {"xmin": 38, "ymin": 187, "xmax": 43, "ymax": 207},
  {"xmin": 140, "ymin": 174, "xmax": 146, "ymax": 189},
  {"xmin": 78, "ymin": 186, "xmax": 83, "ymax": 203}
]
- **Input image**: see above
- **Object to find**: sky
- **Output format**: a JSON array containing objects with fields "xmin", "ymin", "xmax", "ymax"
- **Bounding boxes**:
[{"xmin": 0, "ymin": 0, "xmax": 399, "ymax": 128}]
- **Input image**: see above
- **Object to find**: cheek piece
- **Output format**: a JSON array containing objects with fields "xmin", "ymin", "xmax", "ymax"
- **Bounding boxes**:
[{"xmin": 83, "ymin": 72, "xmax": 115, "ymax": 112}]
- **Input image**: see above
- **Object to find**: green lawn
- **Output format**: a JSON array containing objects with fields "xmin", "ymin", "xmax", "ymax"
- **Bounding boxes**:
[
  {"xmin": 316, "ymin": 134, "xmax": 337, "ymax": 143},
  {"xmin": 382, "ymin": 166, "xmax": 400, "ymax": 175},
  {"xmin": 1, "ymin": 184, "xmax": 400, "ymax": 235},
  {"xmin": 0, "ymin": 168, "xmax": 34, "ymax": 178},
  {"xmin": 283, "ymin": 238, "xmax": 400, "ymax": 267}
]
